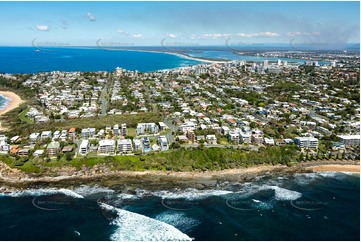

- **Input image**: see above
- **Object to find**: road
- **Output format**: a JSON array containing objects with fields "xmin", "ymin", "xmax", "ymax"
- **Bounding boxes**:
[{"xmin": 101, "ymin": 75, "xmax": 113, "ymax": 116}]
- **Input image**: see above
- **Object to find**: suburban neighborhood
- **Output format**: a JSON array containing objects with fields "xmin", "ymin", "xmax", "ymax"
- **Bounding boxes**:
[{"xmin": 0, "ymin": 54, "xmax": 360, "ymax": 164}]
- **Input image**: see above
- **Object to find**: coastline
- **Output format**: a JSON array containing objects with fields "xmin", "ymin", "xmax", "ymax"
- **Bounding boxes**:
[
  {"xmin": 0, "ymin": 160, "xmax": 359, "ymax": 193},
  {"xmin": 0, "ymin": 91, "xmax": 23, "ymax": 116},
  {"xmin": 305, "ymin": 164, "xmax": 360, "ymax": 173},
  {"xmin": 93, "ymin": 46, "xmax": 228, "ymax": 64},
  {"xmin": 0, "ymin": 91, "xmax": 24, "ymax": 132}
]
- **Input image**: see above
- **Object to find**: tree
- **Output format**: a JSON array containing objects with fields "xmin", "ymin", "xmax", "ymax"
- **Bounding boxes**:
[
  {"xmin": 299, "ymin": 153, "xmax": 304, "ymax": 162},
  {"xmin": 65, "ymin": 152, "xmax": 73, "ymax": 161},
  {"xmin": 250, "ymin": 122, "xmax": 257, "ymax": 129},
  {"xmin": 170, "ymin": 142, "xmax": 181, "ymax": 149}
]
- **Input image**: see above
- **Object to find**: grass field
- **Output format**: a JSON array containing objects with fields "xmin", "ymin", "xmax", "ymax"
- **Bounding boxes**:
[{"xmin": 18, "ymin": 107, "xmax": 35, "ymax": 124}]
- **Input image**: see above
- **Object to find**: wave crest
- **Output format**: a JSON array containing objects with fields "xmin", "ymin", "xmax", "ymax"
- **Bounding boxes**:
[{"xmin": 100, "ymin": 203, "xmax": 192, "ymax": 241}]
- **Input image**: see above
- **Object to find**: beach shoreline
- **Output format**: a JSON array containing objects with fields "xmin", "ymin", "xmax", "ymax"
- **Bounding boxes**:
[
  {"xmin": 0, "ymin": 91, "xmax": 24, "ymax": 132},
  {"xmin": 0, "ymin": 160, "xmax": 359, "ymax": 193},
  {"xmin": 0, "ymin": 91, "xmax": 23, "ymax": 116}
]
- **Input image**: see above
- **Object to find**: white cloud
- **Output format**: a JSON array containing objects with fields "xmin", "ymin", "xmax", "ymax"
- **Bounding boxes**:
[
  {"xmin": 188, "ymin": 32, "xmax": 279, "ymax": 39},
  {"xmin": 236, "ymin": 32, "xmax": 279, "ymax": 38},
  {"xmin": 116, "ymin": 29, "xmax": 125, "ymax": 33},
  {"xmin": 132, "ymin": 34, "xmax": 143, "ymax": 39},
  {"xmin": 167, "ymin": 33, "xmax": 177, "ymax": 38},
  {"xmin": 190, "ymin": 33, "xmax": 231, "ymax": 39},
  {"xmin": 287, "ymin": 31, "xmax": 320, "ymax": 37},
  {"xmin": 36, "ymin": 25, "xmax": 50, "ymax": 31},
  {"xmin": 87, "ymin": 12, "xmax": 96, "ymax": 22}
]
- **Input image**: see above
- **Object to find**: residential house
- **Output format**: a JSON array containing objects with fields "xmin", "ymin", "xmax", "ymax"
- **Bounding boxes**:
[
  {"xmin": 179, "ymin": 122, "xmax": 196, "ymax": 133},
  {"xmin": 137, "ymin": 123, "xmax": 159, "ymax": 135},
  {"xmin": 47, "ymin": 141, "xmax": 60, "ymax": 156},
  {"xmin": 9, "ymin": 145, "xmax": 20, "ymax": 155},
  {"xmin": 117, "ymin": 139, "xmax": 133, "ymax": 154},
  {"xmin": 294, "ymin": 137, "xmax": 318, "ymax": 149},
  {"xmin": 121, "ymin": 123, "xmax": 127, "ymax": 136},
  {"xmin": 53, "ymin": 130, "xmax": 60, "ymax": 140},
  {"xmin": 0, "ymin": 135, "xmax": 10, "ymax": 152},
  {"xmin": 10, "ymin": 136, "xmax": 20, "ymax": 143},
  {"xmin": 79, "ymin": 140, "xmax": 89, "ymax": 155},
  {"xmin": 68, "ymin": 128, "xmax": 76, "ymax": 139},
  {"xmin": 41, "ymin": 131, "xmax": 52, "ymax": 140},
  {"xmin": 18, "ymin": 149, "xmax": 30, "ymax": 156},
  {"xmin": 143, "ymin": 137, "xmax": 151, "ymax": 152},
  {"xmin": 33, "ymin": 149, "xmax": 44, "ymax": 156},
  {"xmin": 113, "ymin": 124, "xmax": 120, "ymax": 136},
  {"xmin": 264, "ymin": 138, "xmax": 275, "ymax": 146},
  {"xmin": 222, "ymin": 126, "xmax": 230, "ymax": 135},
  {"xmin": 98, "ymin": 139, "xmax": 115, "ymax": 155},
  {"xmin": 133, "ymin": 139, "xmax": 143, "ymax": 152},
  {"xmin": 158, "ymin": 136, "xmax": 169, "ymax": 151},
  {"xmin": 206, "ymin": 134, "xmax": 217, "ymax": 144},
  {"xmin": 82, "ymin": 128, "xmax": 96, "ymax": 139},
  {"xmin": 226, "ymin": 119, "xmax": 237, "ymax": 127},
  {"xmin": 338, "ymin": 135, "xmax": 360, "ymax": 147},
  {"xmin": 62, "ymin": 146, "xmax": 73, "ymax": 153},
  {"xmin": 158, "ymin": 122, "xmax": 169, "ymax": 131},
  {"xmin": 60, "ymin": 130, "xmax": 68, "ymax": 141},
  {"xmin": 240, "ymin": 133, "xmax": 252, "ymax": 144},
  {"xmin": 228, "ymin": 132, "xmax": 240, "ymax": 144},
  {"xmin": 29, "ymin": 133, "xmax": 40, "ymax": 143}
]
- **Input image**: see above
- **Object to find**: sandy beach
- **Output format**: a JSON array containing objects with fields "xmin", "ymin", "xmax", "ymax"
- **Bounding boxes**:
[
  {"xmin": 0, "ymin": 91, "xmax": 23, "ymax": 116},
  {"xmin": 306, "ymin": 164, "xmax": 360, "ymax": 173}
]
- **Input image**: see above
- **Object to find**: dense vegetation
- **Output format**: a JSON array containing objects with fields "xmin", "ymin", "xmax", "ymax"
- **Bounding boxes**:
[{"xmin": 1, "ymin": 146, "xmax": 301, "ymax": 174}]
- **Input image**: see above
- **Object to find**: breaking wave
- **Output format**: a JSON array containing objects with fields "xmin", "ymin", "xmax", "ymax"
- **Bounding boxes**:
[
  {"xmin": 100, "ymin": 203, "xmax": 192, "ymax": 241},
  {"xmin": 1, "ymin": 188, "xmax": 84, "ymax": 199}
]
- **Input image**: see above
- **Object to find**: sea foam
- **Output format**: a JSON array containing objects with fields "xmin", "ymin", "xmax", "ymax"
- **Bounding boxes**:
[
  {"xmin": 155, "ymin": 210, "xmax": 201, "ymax": 233},
  {"xmin": 117, "ymin": 188, "xmax": 233, "ymax": 201},
  {"xmin": 1, "ymin": 188, "xmax": 84, "ymax": 199},
  {"xmin": 100, "ymin": 203, "xmax": 192, "ymax": 241},
  {"xmin": 73, "ymin": 185, "xmax": 115, "ymax": 197}
]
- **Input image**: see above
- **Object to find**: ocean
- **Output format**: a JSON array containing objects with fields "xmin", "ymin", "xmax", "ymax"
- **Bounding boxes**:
[
  {"xmin": 0, "ymin": 47, "xmax": 202, "ymax": 74},
  {"xmin": 0, "ymin": 46, "xmax": 335, "ymax": 74},
  {"xmin": 0, "ymin": 94, "xmax": 8, "ymax": 111},
  {"xmin": 185, "ymin": 50, "xmax": 331, "ymax": 65},
  {"xmin": 0, "ymin": 172, "xmax": 359, "ymax": 241}
]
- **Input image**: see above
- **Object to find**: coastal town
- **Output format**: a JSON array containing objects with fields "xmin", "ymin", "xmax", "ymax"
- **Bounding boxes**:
[{"xmin": 0, "ymin": 52, "xmax": 360, "ymax": 172}]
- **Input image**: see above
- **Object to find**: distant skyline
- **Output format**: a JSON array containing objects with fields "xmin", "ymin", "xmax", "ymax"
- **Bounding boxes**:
[{"xmin": 0, "ymin": 1, "xmax": 359, "ymax": 48}]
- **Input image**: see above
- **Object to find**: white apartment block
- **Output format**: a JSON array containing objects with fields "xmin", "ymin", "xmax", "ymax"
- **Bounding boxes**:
[
  {"xmin": 82, "ymin": 128, "xmax": 96, "ymax": 139},
  {"xmin": 98, "ymin": 139, "xmax": 115, "ymax": 154},
  {"xmin": 338, "ymin": 135, "xmax": 360, "ymax": 147},
  {"xmin": 117, "ymin": 139, "xmax": 133, "ymax": 154},
  {"xmin": 133, "ymin": 139, "xmax": 143, "ymax": 152},
  {"xmin": 79, "ymin": 140, "xmax": 90, "ymax": 155},
  {"xmin": 294, "ymin": 137, "xmax": 319, "ymax": 149},
  {"xmin": 136, "ymin": 123, "xmax": 159, "ymax": 135},
  {"xmin": 158, "ymin": 136, "xmax": 169, "ymax": 151},
  {"xmin": 240, "ymin": 133, "xmax": 252, "ymax": 144}
]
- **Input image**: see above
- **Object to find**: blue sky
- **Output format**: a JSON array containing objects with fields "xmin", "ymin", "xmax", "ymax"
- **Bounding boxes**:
[{"xmin": 0, "ymin": 1, "xmax": 359, "ymax": 47}]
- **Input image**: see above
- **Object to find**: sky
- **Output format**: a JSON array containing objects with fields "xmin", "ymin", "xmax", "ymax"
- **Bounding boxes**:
[{"xmin": 0, "ymin": 1, "xmax": 359, "ymax": 48}]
